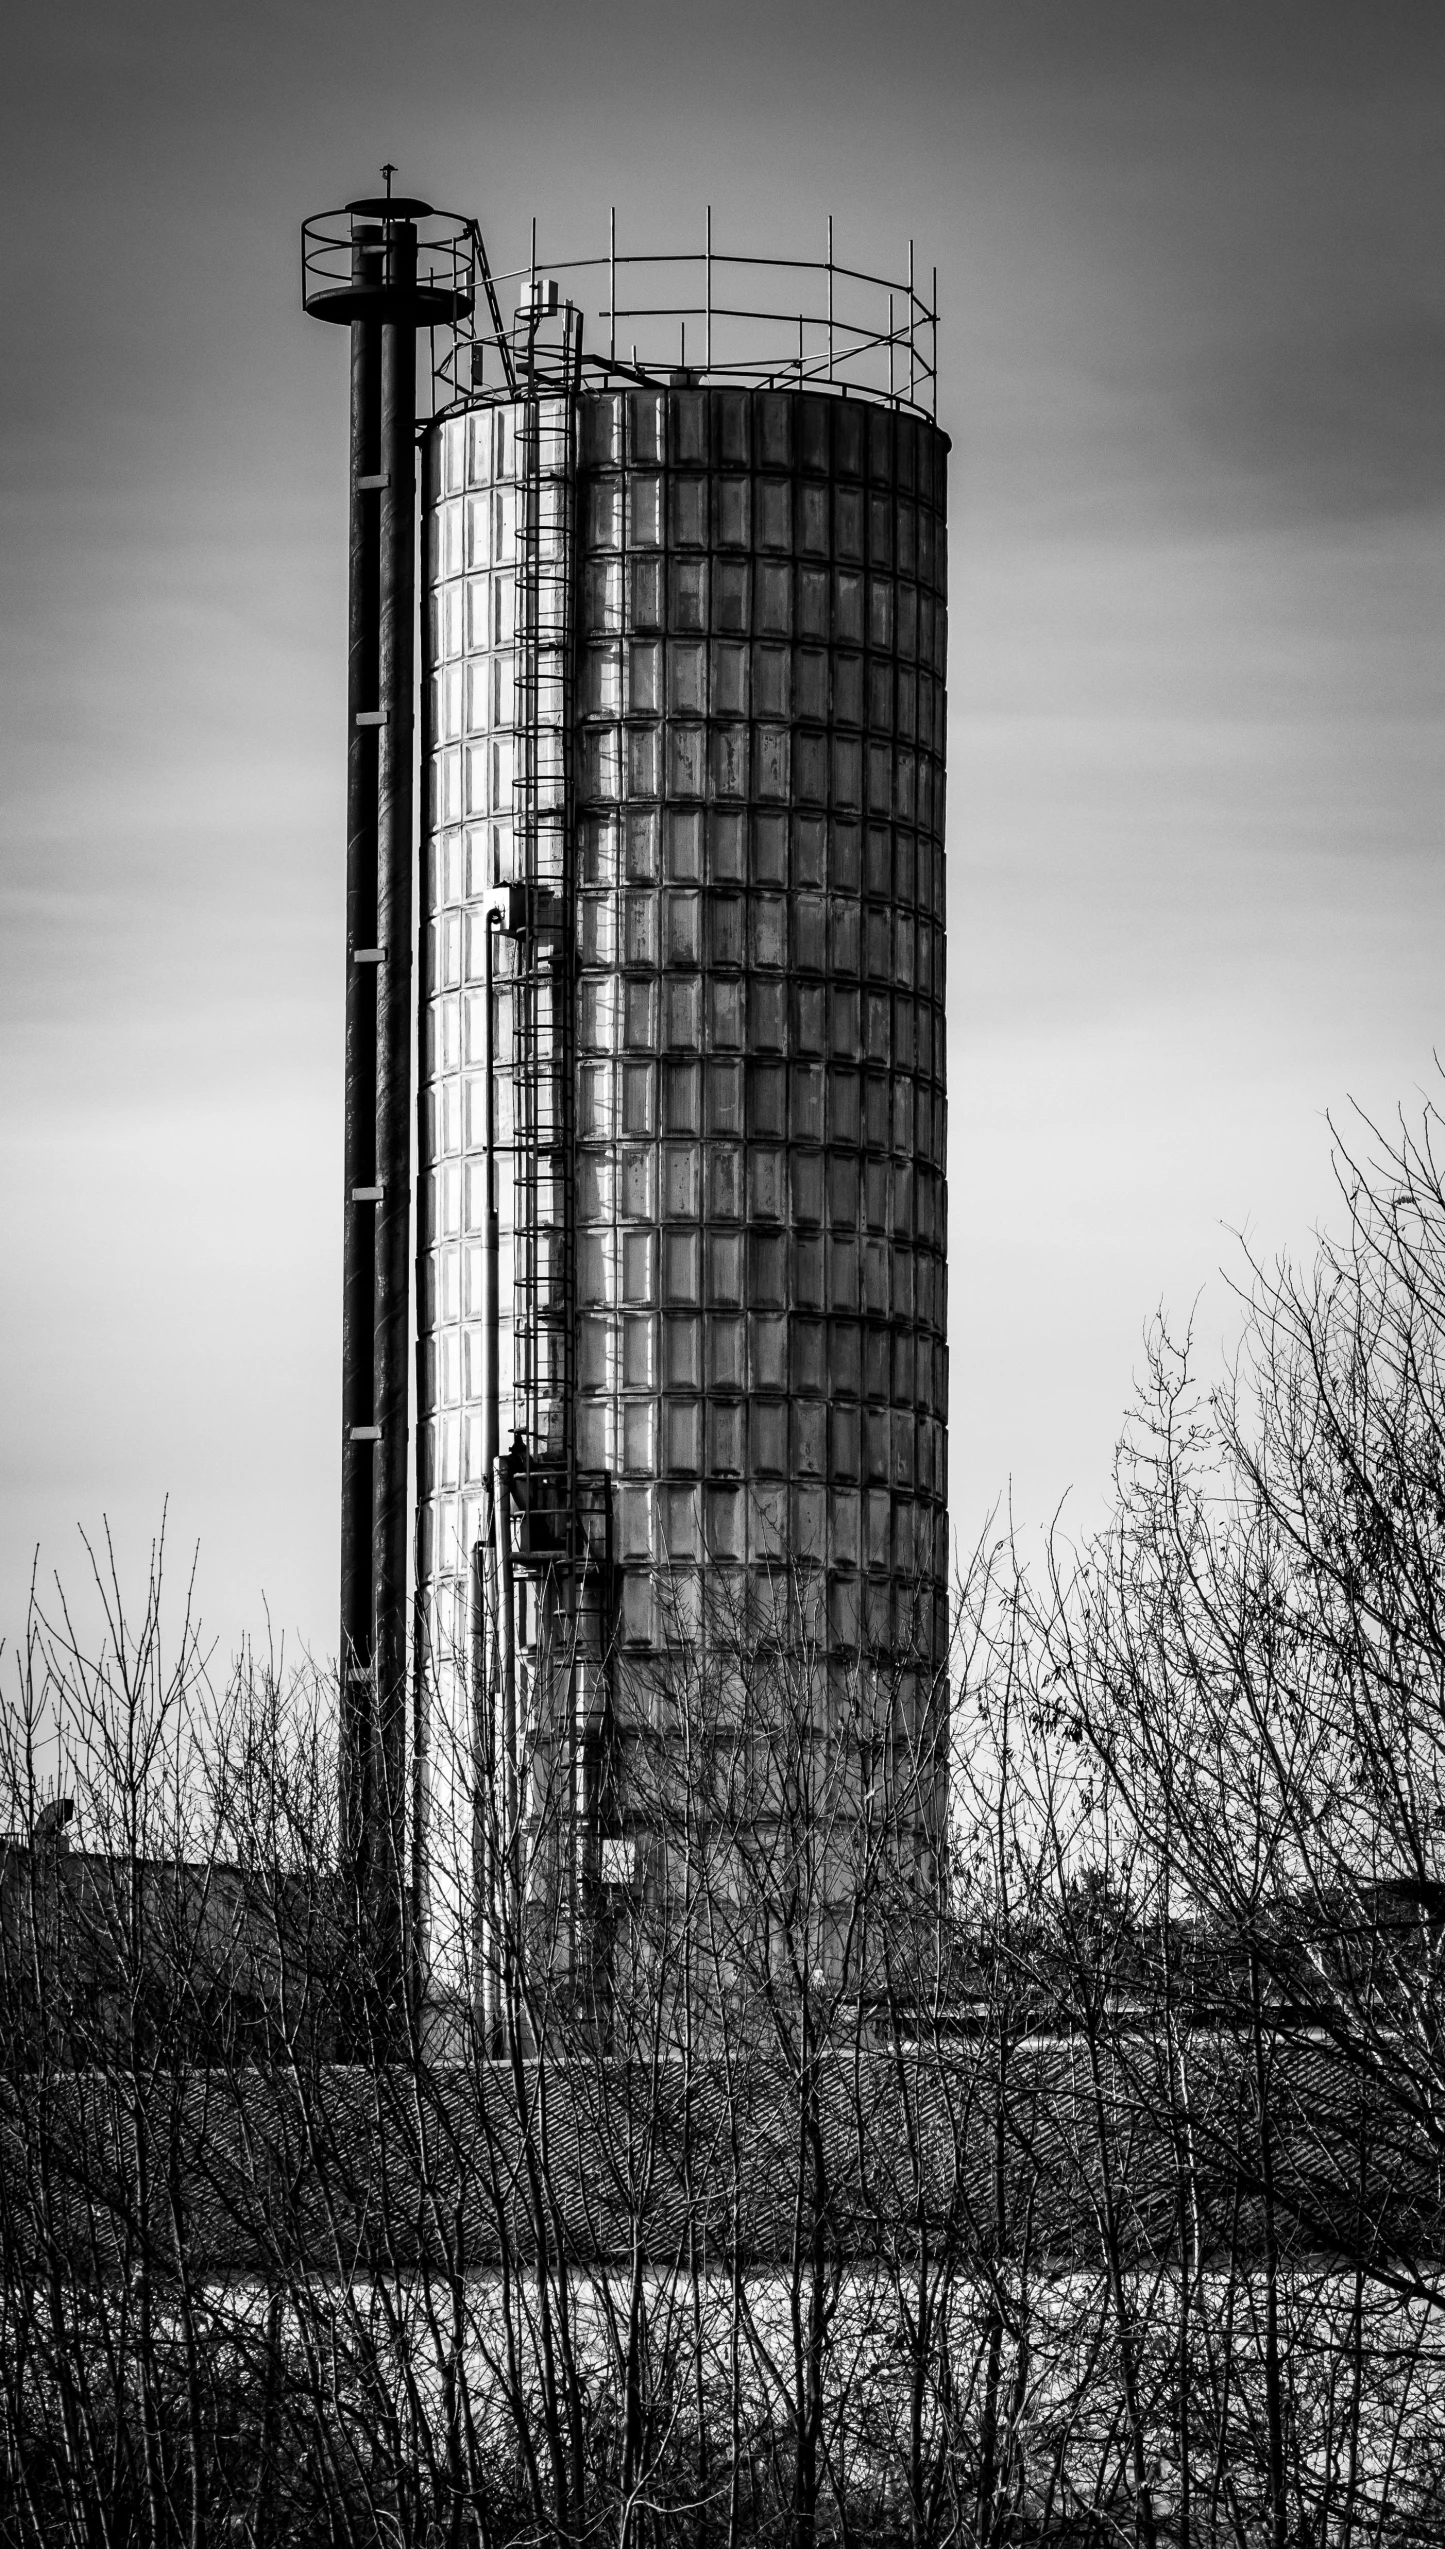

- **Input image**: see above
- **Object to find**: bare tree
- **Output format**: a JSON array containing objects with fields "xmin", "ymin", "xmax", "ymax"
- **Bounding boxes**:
[
  {"xmin": 1049, "ymin": 1094, "xmax": 1445, "ymax": 2544},
  {"xmin": 13, "ymin": 1094, "xmax": 1445, "ymax": 2547}
]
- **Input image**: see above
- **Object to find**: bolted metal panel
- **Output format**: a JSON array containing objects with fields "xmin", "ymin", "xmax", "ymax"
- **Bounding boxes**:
[
  {"xmin": 568, "ymin": 385, "xmax": 949, "ymax": 1685},
  {"xmin": 419, "ymin": 399, "xmax": 521, "ymax": 1587},
  {"xmin": 417, "ymin": 399, "xmax": 524, "ymax": 1977}
]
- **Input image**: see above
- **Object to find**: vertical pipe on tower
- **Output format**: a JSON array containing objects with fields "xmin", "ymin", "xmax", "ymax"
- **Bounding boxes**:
[
  {"xmin": 481, "ymin": 909, "xmax": 500, "ymax": 1508},
  {"xmin": 477, "ymin": 904, "xmax": 502, "ymax": 2045},
  {"xmin": 496, "ymin": 1455, "xmax": 517, "ymax": 2053}
]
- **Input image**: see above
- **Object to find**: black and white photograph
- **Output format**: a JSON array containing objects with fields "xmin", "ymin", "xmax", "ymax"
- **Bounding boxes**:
[{"xmin": 2, "ymin": 6, "xmax": 1444, "ymax": 2541}]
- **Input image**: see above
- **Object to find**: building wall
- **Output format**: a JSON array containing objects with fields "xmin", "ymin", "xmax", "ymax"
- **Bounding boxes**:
[
  {"xmin": 421, "ymin": 395, "xmax": 520, "ymax": 1637},
  {"xmin": 418, "ymin": 384, "xmax": 949, "ymax": 1887},
  {"xmin": 418, "ymin": 398, "xmax": 520, "ymax": 1927}
]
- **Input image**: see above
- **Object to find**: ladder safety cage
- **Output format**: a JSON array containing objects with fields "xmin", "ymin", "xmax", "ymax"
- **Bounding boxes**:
[
  {"xmin": 501, "ymin": 288, "xmax": 616, "ymax": 1997},
  {"xmin": 509, "ymin": 291, "xmax": 584, "ymax": 1562}
]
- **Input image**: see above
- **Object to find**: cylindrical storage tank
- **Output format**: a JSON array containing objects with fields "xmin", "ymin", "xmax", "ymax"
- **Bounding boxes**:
[{"xmin": 418, "ymin": 373, "xmax": 949, "ymax": 1941}]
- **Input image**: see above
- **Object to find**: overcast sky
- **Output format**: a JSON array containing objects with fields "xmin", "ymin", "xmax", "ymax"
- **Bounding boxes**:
[{"xmin": 2, "ymin": 1, "xmax": 1442, "ymax": 1670}]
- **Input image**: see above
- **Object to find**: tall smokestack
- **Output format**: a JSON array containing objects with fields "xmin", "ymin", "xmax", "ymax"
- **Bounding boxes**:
[{"xmin": 302, "ymin": 187, "xmax": 472, "ymax": 2013}]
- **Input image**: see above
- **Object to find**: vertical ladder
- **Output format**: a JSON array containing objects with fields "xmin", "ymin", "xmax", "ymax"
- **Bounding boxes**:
[{"xmin": 507, "ymin": 298, "xmax": 594, "ymax": 1987}]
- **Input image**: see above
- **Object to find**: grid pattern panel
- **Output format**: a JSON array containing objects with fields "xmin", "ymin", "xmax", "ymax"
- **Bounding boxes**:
[
  {"xmin": 420, "ymin": 404, "xmax": 519, "ymax": 1621},
  {"xmin": 571, "ymin": 387, "xmax": 949, "ymax": 1668}
]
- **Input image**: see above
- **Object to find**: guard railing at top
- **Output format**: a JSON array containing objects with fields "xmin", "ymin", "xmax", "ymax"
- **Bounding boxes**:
[
  {"xmin": 438, "ymin": 214, "xmax": 938, "ymax": 421},
  {"xmin": 301, "ymin": 197, "xmax": 478, "ymax": 332}
]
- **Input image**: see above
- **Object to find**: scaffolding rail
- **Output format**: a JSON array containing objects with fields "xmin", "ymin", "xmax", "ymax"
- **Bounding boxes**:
[{"xmin": 435, "ymin": 215, "xmax": 938, "ymax": 420}]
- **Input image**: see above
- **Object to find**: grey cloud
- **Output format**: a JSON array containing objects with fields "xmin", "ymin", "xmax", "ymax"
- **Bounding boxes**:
[{"xmin": 1176, "ymin": 307, "xmax": 1445, "ymax": 520}]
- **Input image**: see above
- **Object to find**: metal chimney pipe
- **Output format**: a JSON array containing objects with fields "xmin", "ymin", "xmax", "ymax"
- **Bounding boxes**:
[
  {"xmin": 340, "ymin": 224, "xmax": 383, "ymax": 1884},
  {"xmin": 302, "ymin": 188, "xmax": 474, "ymax": 2023},
  {"xmin": 371, "ymin": 217, "xmax": 418, "ymax": 1948}
]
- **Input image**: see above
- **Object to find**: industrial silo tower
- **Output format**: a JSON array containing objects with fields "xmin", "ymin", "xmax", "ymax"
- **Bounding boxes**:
[{"xmin": 305, "ymin": 195, "xmax": 949, "ymax": 2008}]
